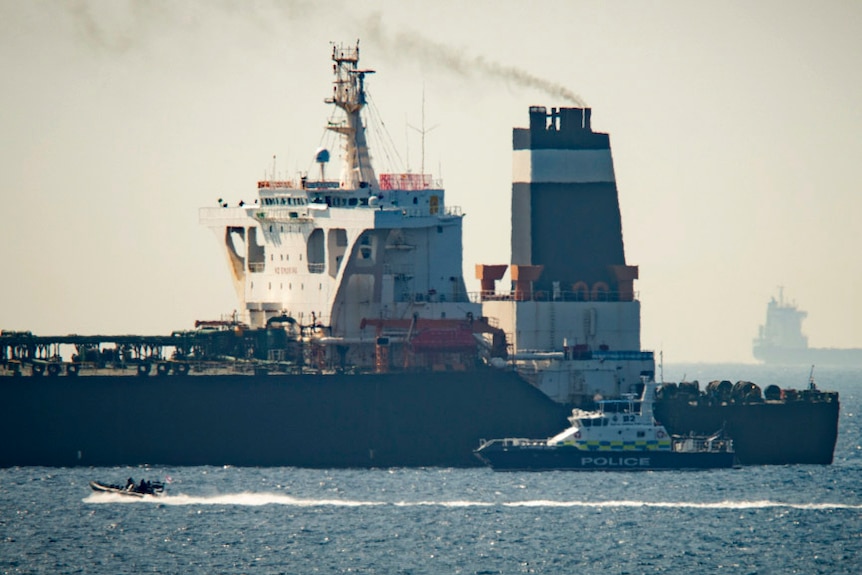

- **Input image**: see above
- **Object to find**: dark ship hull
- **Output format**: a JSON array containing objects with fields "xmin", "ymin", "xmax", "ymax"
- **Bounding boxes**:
[
  {"xmin": 0, "ymin": 369, "xmax": 838, "ymax": 468},
  {"xmin": 0, "ymin": 369, "xmax": 568, "ymax": 468},
  {"xmin": 654, "ymin": 397, "xmax": 839, "ymax": 465}
]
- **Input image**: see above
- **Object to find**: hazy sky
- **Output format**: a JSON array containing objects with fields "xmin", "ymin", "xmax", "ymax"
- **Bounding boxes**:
[{"xmin": 1, "ymin": 0, "xmax": 861, "ymax": 363}]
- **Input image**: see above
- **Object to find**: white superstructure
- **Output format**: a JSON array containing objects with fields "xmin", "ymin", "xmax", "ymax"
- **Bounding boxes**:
[
  {"xmin": 200, "ymin": 45, "xmax": 652, "ymax": 404},
  {"xmin": 481, "ymin": 297, "xmax": 652, "ymax": 402},
  {"xmin": 200, "ymin": 43, "xmax": 479, "ymax": 351},
  {"xmin": 547, "ymin": 379, "xmax": 671, "ymax": 449}
]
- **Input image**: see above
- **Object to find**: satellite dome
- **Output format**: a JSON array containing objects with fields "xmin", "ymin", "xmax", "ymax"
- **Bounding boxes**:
[{"xmin": 315, "ymin": 147, "xmax": 330, "ymax": 164}]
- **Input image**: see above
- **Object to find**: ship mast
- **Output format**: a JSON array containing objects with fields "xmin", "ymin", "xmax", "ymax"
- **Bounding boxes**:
[{"xmin": 326, "ymin": 41, "xmax": 378, "ymax": 190}]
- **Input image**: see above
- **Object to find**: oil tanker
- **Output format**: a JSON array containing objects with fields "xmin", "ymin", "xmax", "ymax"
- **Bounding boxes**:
[
  {"xmin": 754, "ymin": 288, "xmax": 862, "ymax": 366},
  {"xmin": 0, "ymin": 43, "xmax": 839, "ymax": 468}
]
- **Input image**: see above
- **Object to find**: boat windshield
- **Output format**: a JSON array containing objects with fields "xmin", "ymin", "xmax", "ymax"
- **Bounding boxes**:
[
  {"xmin": 579, "ymin": 416, "xmax": 608, "ymax": 427},
  {"xmin": 598, "ymin": 399, "xmax": 641, "ymax": 414}
]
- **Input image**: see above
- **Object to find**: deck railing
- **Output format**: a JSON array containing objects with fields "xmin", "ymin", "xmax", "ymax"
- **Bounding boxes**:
[{"xmin": 475, "ymin": 289, "xmax": 639, "ymax": 303}]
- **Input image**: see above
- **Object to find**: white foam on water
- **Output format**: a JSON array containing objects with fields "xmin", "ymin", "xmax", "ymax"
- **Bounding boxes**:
[
  {"xmin": 501, "ymin": 499, "xmax": 862, "ymax": 511},
  {"xmin": 83, "ymin": 492, "xmax": 862, "ymax": 511}
]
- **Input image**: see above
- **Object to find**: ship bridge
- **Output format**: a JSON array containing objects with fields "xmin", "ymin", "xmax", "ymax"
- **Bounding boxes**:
[{"xmin": 200, "ymin": 42, "xmax": 473, "ymax": 340}]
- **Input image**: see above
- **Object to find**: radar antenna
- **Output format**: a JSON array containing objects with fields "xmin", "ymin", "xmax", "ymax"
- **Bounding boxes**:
[{"xmin": 407, "ymin": 86, "xmax": 439, "ymax": 178}]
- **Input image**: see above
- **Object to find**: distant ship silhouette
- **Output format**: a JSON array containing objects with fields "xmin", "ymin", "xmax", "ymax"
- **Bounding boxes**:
[{"xmin": 753, "ymin": 288, "xmax": 862, "ymax": 366}]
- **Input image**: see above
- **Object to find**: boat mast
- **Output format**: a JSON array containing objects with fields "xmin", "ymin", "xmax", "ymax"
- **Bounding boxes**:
[
  {"xmin": 326, "ymin": 41, "xmax": 378, "ymax": 190},
  {"xmin": 408, "ymin": 86, "xmax": 438, "ymax": 179}
]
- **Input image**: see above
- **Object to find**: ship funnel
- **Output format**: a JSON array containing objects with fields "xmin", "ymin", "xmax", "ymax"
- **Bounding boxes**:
[{"xmin": 511, "ymin": 106, "xmax": 628, "ymax": 294}]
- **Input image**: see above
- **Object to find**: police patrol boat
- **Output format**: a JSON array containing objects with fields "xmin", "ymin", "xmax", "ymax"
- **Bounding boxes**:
[{"xmin": 474, "ymin": 379, "xmax": 737, "ymax": 471}]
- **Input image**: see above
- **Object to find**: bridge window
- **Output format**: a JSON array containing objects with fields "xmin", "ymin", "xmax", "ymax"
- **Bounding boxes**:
[
  {"xmin": 328, "ymin": 229, "xmax": 348, "ymax": 278},
  {"xmin": 247, "ymin": 227, "xmax": 266, "ymax": 273},
  {"xmin": 307, "ymin": 229, "xmax": 325, "ymax": 274},
  {"xmin": 355, "ymin": 232, "xmax": 376, "ymax": 266}
]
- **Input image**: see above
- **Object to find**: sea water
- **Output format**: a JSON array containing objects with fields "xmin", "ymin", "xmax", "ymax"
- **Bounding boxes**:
[{"xmin": 2, "ymin": 364, "xmax": 860, "ymax": 574}]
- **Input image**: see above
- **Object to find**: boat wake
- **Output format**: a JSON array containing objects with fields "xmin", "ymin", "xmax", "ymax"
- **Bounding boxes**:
[
  {"xmin": 84, "ymin": 491, "xmax": 384, "ymax": 507},
  {"xmin": 83, "ymin": 492, "xmax": 862, "ymax": 511},
  {"xmin": 501, "ymin": 499, "xmax": 862, "ymax": 511}
]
